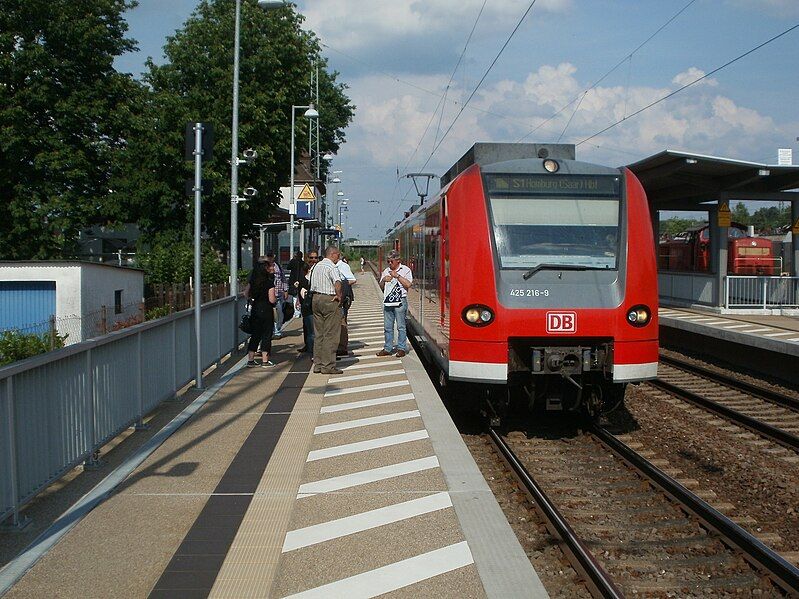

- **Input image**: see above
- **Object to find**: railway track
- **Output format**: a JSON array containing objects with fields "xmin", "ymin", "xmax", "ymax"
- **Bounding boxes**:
[
  {"xmin": 489, "ymin": 425, "xmax": 799, "ymax": 597},
  {"xmin": 651, "ymin": 354, "xmax": 799, "ymax": 451}
]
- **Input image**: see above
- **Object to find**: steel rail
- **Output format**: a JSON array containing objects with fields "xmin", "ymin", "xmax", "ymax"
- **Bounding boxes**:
[
  {"xmin": 648, "ymin": 378, "xmax": 799, "ymax": 451},
  {"xmin": 659, "ymin": 353, "xmax": 799, "ymax": 412},
  {"xmin": 593, "ymin": 426, "xmax": 799, "ymax": 594},
  {"xmin": 487, "ymin": 428, "xmax": 624, "ymax": 599}
]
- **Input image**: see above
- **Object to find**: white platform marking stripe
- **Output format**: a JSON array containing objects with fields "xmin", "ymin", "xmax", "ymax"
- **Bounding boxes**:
[
  {"xmin": 282, "ymin": 492, "xmax": 451, "ymax": 552},
  {"xmin": 320, "ymin": 393, "xmax": 416, "ymax": 414},
  {"xmin": 741, "ymin": 327, "xmax": 774, "ymax": 333},
  {"xmin": 297, "ymin": 456, "xmax": 439, "ymax": 496},
  {"xmin": 337, "ymin": 354, "xmax": 394, "ymax": 364},
  {"xmin": 307, "ymin": 430, "xmax": 429, "ymax": 462},
  {"xmin": 764, "ymin": 331, "xmax": 797, "ymax": 337},
  {"xmin": 328, "ymin": 369, "xmax": 406, "ymax": 383},
  {"xmin": 325, "ymin": 380, "xmax": 410, "ymax": 398},
  {"xmin": 283, "ymin": 541, "xmax": 474, "ymax": 598},
  {"xmin": 722, "ymin": 323, "xmax": 756, "ymax": 329},
  {"xmin": 314, "ymin": 410, "xmax": 421, "ymax": 434},
  {"xmin": 341, "ymin": 360, "xmax": 401, "ymax": 371},
  {"xmin": 348, "ymin": 334, "xmax": 386, "ymax": 342}
]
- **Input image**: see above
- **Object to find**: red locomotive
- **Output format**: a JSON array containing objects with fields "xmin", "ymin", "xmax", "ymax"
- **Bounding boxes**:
[
  {"xmin": 380, "ymin": 143, "xmax": 658, "ymax": 417},
  {"xmin": 659, "ymin": 223, "xmax": 778, "ymax": 275}
]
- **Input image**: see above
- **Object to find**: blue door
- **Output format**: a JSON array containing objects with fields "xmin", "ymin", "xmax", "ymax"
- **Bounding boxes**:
[{"xmin": 0, "ymin": 281, "xmax": 57, "ymax": 334}]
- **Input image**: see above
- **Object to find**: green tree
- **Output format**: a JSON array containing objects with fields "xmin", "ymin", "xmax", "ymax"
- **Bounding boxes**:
[
  {"xmin": 751, "ymin": 205, "xmax": 789, "ymax": 234},
  {"xmin": 659, "ymin": 217, "xmax": 701, "ymax": 237},
  {"xmin": 124, "ymin": 0, "xmax": 354, "ymax": 252},
  {"xmin": 0, "ymin": 0, "xmax": 145, "ymax": 259},
  {"xmin": 731, "ymin": 202, "xmax": 750, "ymax": 225}
]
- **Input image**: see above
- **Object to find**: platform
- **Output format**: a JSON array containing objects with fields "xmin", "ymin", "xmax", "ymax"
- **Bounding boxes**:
[
  {"xmin": 0, "ymin": 272, "xmax": 546, "ymax": 598},
  {"xmin": 658, "ymin": 306, "xmax": 799, "ymax": 385}
]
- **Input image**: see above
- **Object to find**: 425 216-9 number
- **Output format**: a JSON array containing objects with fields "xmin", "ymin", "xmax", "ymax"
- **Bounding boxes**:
[{"xmin": 509, "ymin": 289, "xmax": 550, "ymax": 297}]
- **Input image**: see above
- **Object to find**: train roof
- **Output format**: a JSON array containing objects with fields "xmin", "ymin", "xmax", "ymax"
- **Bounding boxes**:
[{"xmin": 440, "ymin": 142, "xmax": 575, "ymax": 187}]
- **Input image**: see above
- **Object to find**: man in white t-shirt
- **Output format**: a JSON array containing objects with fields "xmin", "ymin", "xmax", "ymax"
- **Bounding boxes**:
[
  {"xmin": 377, "ymin": 250, "xmax": 413, "ymax": 357},
  {"xmin": 336, "ymin": 256, "xmax": 357, "ymax": 356}
]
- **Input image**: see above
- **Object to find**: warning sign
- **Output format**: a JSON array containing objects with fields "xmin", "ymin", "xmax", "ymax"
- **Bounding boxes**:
[
  {"xmin": 717, "ymin": 202, "xmax": 731, "ymax": 228},
  {"xmin": 297, "ymin": 183, "xmax": 315, "ymax": 200},
  {"xmin": 792, "ymin": 218, "xmax": 799, "ymax": 235}
]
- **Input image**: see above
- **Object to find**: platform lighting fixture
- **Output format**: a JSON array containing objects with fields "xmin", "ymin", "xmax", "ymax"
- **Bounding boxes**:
[
  {"xmin": 332, "ymin": 177, "xmax": 341, "ymax": 184},
  {"xmin": 323, "ymin": 152, "xmax": 335, "ymax": 161},
  {"xmin": 230, "ymin": 0, "xmax": 287, "ymax": 304},
  {"xmin": 758, "ymin": 169, "xmax": 771, "ymax": 177},
  {"xmin": 685, "ymin": 158, "xmax": 698, "ymax": 164},
  {"xmin": 289, "ymin": 103, "xmax": 319, "ymax": 260}
]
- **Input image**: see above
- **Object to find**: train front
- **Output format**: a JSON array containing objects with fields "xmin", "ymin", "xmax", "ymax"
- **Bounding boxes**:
[{"xmin": 448, "ymin": 157, "xmax": 659, "ymax": 415}]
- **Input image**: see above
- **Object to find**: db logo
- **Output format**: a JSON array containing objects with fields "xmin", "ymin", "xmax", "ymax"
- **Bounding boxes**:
[{"xmin": 546, "ymin": 311, "xmax": 576, "ymax": 333}]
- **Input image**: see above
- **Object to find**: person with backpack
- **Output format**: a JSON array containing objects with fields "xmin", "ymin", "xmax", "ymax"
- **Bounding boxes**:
[{"xmin": 336, "ymin": 255, "xmax": 357, "ymax": 357}]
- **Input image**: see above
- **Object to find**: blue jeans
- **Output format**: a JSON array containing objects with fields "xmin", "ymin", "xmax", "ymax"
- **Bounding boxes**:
[{"xmin": 383, "ymin": 297, "xmax": 408, "ymax": 352}]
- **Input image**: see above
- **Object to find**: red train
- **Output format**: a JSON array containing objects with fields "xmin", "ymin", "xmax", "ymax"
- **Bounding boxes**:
[
  {"xmin": 659, "ymin": 223, "xmax": 779, "ymax": 275},
  {"xmin": 380, "ymin": 143, "xmax": 658, "ymax": 417}
]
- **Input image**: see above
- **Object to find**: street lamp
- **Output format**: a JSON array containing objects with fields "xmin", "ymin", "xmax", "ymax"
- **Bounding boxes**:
[
  {"xmin": 230, "ymin": 0, "xmax": 286, "ymax": 301},
  {"xmin": 289, "ymin": 104, "xmax": 319, "ymax": 261},
  {"xmin": 339, "ymin": 205, "xmax": 349, "ymax": 238}
]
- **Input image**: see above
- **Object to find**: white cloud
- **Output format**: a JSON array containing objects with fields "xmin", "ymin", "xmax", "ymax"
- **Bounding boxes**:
[
  {"xmin": 672, "ymin": 67, "xmax": 718, "ymax": 88},
  {"xmin": 299, "ymin": 0, "xmax": 572, "ymax": 51},
  {"xmin": 340, "ymin": 62, "xmax": 781, "ymax": 176}
]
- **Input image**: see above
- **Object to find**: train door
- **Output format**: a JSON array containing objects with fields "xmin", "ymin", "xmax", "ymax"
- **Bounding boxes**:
[{"xmin": 440, "ymin": 196, "xmax": 450, "ymax": 345}]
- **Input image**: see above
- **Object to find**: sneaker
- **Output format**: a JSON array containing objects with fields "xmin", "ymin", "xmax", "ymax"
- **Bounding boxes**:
[
  {"xmin": 273, "ymin": 331, "xmax": 282, "ymax": 338},
  {"xmin": 375, "ymin": 349, "xmax": 393, "ymax": 357},
  {"xmin": 313, "ymin": 366, "xmax": 322, "ymax": 373},
  {"xmin": 246, "ymin": 360, "xmax": 258, "ymax": 368},
  {"xmin": 335, "ymin": 350, "xmax": 349, "ymax": 356},
  {"xmin": 395, "ymin": 350, "xmax": 407, "ymax": 358},
  {"xmin": 321, "ymin": 368, "xmax": 344, "ymax": 375},
  {"xmin": 261, "ymin": 360, "xmax": 275, "ymax": 367}
]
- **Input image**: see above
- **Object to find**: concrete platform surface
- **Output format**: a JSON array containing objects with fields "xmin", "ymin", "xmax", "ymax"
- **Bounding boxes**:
[{"xmin": 1, "ymin": 271, "xmax": 548, "ymax": 599}]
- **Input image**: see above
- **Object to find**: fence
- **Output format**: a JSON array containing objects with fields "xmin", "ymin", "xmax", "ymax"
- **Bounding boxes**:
[
  {"xmin": 0, "ymin": 296, "xmax": 247, "ymax": 528},
  {"xmin": 725, "ymin": 276, "xmax": 799, "ymax": 309}
]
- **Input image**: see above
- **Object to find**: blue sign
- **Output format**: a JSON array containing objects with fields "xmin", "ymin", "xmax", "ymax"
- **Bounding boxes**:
[{"xmin": 296, "ymin": 200, "xmax": 314, "ymax": 219}]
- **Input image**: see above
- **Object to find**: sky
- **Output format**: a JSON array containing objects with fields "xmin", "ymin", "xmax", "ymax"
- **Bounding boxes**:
[{"xmin": 116, "ymin": 0, "xmax": 799, "ymax": 238}]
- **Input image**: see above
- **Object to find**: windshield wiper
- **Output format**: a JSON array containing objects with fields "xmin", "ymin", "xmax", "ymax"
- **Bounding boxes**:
[{"xmin": 522, "ymin": 263, "xmax": 606, "ymax": 280}]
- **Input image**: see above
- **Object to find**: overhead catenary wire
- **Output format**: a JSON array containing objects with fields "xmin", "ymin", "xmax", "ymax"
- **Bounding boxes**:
[
  {"xmin": 420, "ymin": 0, "xmax": 541, "ymax": 172},
  {"xmin": 383, "ymin": 0, "xmax": 489, "ymax": 232},
  {"xmin": 575, "ymin": 22, "xmax": 799, "ymax": 147},
  {"xmin": 517, "ymin": 0, "xmax": 699, "ymax": 143}
]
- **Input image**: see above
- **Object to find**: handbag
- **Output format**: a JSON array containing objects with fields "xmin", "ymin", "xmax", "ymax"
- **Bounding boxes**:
[
  {"xmin": 383, "ymin": 279, "xmax": 402, "ymax": 307},
  {"xmin": 238, "ymin": 301, "xmax": 253, "ymax": 334}
]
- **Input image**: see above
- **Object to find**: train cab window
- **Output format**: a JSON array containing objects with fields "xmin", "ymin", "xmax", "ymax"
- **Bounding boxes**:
[{"xmin": 490, "ymin": 196, "xmax": 620, "ymax": 270}]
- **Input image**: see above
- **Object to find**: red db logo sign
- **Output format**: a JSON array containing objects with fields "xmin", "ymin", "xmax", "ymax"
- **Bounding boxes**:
[{"xmin": 546, "ymin": 311, "xmax": 576, "ymax": 333}]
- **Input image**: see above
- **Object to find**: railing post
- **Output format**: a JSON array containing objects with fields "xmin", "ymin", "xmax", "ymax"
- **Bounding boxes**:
[
  {"xmin": 83, "ymin": 348, "xmax": 103, "ymax": 470},
  {"xmin": 217, "ymin": 301, "xmax": 222, "ymax": 366},
  {"xmin": 134, "ymin": 331, "xmax": 147, "ymax": 430},
  {"xmin": 1, "ymin": 377, "xmax": 30, "ymax": 530},
  {"xmin": 724, "ymin": 277, "xmax": 729, "ymax": 309},
  {"xmin": 762, "ymin": 277, "xmax": 768, "ymax": 310}
]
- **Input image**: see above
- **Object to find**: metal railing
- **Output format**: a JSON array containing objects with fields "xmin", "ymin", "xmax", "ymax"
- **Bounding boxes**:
[
  {"xmin": 725, "ymin": 276, "xmax": 799, "ymax": 309},
  {"xmin": 1, "ymin": 296, "xmax": 247, "ymax": 528}
]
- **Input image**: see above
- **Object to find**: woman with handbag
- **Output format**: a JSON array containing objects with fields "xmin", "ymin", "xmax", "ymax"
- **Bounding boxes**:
[{"xmin": 244, "ymin": 257, "xmax": 277, "ymax": 368}]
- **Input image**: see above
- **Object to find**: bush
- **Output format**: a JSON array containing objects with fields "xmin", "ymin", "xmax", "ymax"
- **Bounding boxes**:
[
  {"xmin": 146, "ymin": 305, "xmax": 171, "ymax": 321},
  {"xmin": 0, "ymin": 330, "xmax": 67, "ymax": 366}
]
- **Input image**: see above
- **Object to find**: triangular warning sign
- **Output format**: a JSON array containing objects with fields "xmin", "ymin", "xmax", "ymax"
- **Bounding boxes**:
[
  {"xmin": 297, "ymin": 183, "xmax": 315, "ymax": 200},
  {"xmin": 792, "ymin": 217, "xmax": 799, "ymax": 234},
  {"xmin": 718, "ymin": 201, "xmax": 730, "ymax": 213}
]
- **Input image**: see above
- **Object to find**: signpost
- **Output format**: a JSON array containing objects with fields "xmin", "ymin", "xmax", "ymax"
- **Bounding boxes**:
[{"xmin": 185, "ymin": 122, "xmax": 214, "ymax": 389}]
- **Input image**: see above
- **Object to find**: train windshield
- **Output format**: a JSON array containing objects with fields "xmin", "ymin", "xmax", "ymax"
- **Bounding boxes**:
[{"xmin": 489, "ymin": 189, "xmax": 620, "ymax": 270}]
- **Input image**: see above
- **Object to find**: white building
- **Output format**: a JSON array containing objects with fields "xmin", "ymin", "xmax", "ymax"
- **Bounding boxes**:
[{"xmin": 0, "ymin": 261, "xmax": 144, "ymax": 345}]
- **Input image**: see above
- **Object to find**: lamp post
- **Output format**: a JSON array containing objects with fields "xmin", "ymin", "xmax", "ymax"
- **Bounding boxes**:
[
  {"xmin": 230, "ymin": 0, "xmax": 286, "ymax": 301},
  {"xmin": 289, "ymin": 104, "xmax": 318, "ymax": 263},
  {"xmin": 339, "ymin": 205, "xmax": 349, "ymax": 238}
]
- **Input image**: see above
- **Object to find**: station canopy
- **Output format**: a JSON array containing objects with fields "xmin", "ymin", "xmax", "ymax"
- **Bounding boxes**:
[{"xmin": 626, "ymin": 150, "xmax": 799, "ymax": 210}]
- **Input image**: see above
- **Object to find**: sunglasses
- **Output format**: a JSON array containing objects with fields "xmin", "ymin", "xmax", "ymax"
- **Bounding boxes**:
[{"xmin": 309, "ymin": 256, "xmax": 319, "ymax": 261}]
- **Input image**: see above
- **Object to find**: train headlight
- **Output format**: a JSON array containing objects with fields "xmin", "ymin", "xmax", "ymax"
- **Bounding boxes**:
[
  {"xmin": 543, "ymin": 159, "xmax": 560, "ymax": 173},
  {"xmin": 626, "ymin": 305, "xmax": 651, "ymax": 327},
  {"xmin": 462, "ymin": 305, "xmax": 494, "ymax": 327}
]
